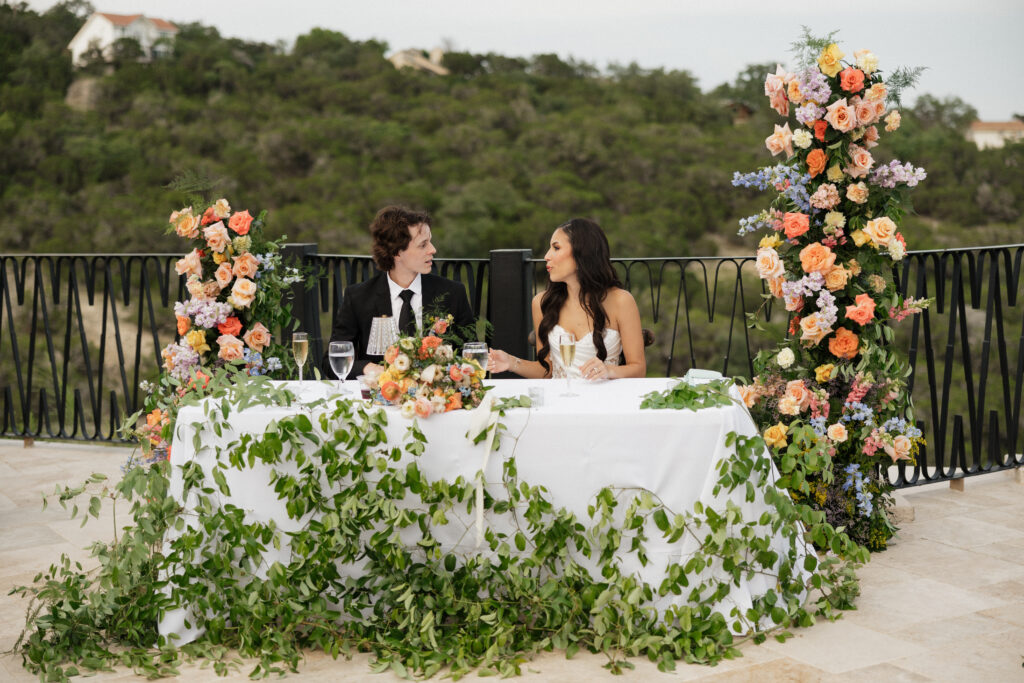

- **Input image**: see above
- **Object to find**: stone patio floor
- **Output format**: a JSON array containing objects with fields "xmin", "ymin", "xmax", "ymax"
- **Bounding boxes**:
[{"xmin": 1, "ymin": 438, "xmax": 1022, "ymax": 682}]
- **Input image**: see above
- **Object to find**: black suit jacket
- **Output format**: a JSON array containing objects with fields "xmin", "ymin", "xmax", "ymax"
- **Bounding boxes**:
[{"xmin": 324, "ymin": 272, "xmax": 476, "ymax": 377}]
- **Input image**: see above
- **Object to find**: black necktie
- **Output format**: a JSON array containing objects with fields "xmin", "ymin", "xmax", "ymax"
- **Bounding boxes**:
[{"xmin": 398, "ymin": 289, "xmax": 415, "ymax": 335}]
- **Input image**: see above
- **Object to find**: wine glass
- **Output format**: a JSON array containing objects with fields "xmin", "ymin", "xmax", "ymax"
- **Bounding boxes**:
[
  {"xmin": 328, "ymin": 341, "xmax": 354, "ymax": 393},
  {"xmin": 558, "ymin": 332, "xmax": 578, "ymax": 397},
  {"xmin": 292, "ymin": 332, "xmax": 308, "ymax": 382},
  {"xmin": 461, "ymin": 342, "xmax": 489, "ymax": 380}
]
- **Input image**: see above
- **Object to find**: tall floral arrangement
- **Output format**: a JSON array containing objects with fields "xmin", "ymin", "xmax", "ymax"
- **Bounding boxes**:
[
  {"xmin": 162, "ymin": 198, "xmax": 301, "ymax": 382},
  {"xmin": 733, "ymin": 35, "xmax": 929, "ymax": 549}
]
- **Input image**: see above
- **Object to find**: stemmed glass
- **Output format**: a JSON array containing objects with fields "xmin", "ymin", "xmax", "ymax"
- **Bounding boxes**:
[
  {"xmin": 328, "ymin": 341, "xmax": 354, "ymax": 393},
  {"xmin": 462, "ymin": 342, "xmax": 489, "ymax": 380},
  {"xmin": 292, "ymin": 332, "xmax": 308, "ymax": 382},
  {"xmin": 558, "ymin": 332, "xmax": 578, "ymax": 397}
]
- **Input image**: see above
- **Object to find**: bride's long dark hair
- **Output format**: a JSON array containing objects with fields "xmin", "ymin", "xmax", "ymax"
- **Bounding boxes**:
[{"xmin": 537, "ymin": 218, "xmax": 623, "ymax": 374}]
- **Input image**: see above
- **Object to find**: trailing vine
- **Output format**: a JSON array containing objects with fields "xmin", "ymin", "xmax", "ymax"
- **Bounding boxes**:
[{"xmin": 13, "ymin": 373, "xmax": 865, "ymax": 681}]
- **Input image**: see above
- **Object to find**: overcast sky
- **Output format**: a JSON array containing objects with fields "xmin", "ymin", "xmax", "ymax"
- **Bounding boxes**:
[{"xmin": 26, "ymin": 0, "xmax": 1023, "ymax": 119}]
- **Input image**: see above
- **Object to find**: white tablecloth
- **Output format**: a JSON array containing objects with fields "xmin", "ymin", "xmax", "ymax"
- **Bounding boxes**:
[{"xmin": 159, "ymin": 378, "xmax": 807, "ymax": 643}]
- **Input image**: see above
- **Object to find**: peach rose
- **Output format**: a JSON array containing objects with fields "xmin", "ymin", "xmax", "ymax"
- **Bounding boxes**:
[
  {"xmin": 218, "ymin": 316, "xmax": 242, "ymax": 336},
  {"xmin": 873, "ymin": 98, "xmax": 886, "ymax": 122},
  {"xmin": 763, "ymin": 423, "xmax": 789, "ymax": 449},
  {"xmin": 839, "ymin": 67, "xmax": 865, "ymax": 93},
  {"xmin": 828, "ymin": 327, "xmax": 859, "ymax": 360},
  {"xmin": 846, "ymin": 182, "xmax": 869, "ymax": 204},
  {"xmin": 865, "ymin": 82, "xmax": 887, "ymax": 101},
  {"xmin": 217, "ymin": 334, "xmax": 244, "ymax": 361},
  {"xmin": 884, "ymin": 434, "xmax": 913, "ymax": 462},
  {"xmin": 853, "ymin": 97, "xmax": 878, "ymax": 127},
  {"xmin": 845, "ymin": 293, "xmax": 877, "ymax": 326},
  {"xmin": 211, "ymin": 198, "xmax": 231, "ymax": 219},
  {"xmin": 228, "ymin": 277, "xmax": 257, "ymax": 308},
  {"xmin": 202, "ymin": 280, "xmax": 221, "ymax": 300},
  {"xmin": 414, "ymin": 396, "xmax": 433, "ymax": 418},
  {"xmin": 824, "ymin": 265, "xmax": 851, "ymax": 291},
  {"xmin": 243, "ymin": 322, "xmax": 272, "ymax": 352},
  {"xmin": 185, "ymin": 276, "xmax": 208, "ymax": 301},
  {"xmin": 862, "ymin": 125, "xmax": 880, "ymax": 149},
  {"xmin": 799, "ymin": 242, "xmax": 837, "ymax": 274},
  {"xmin": 384, "ymin": 345, "xmax": 399, "ymax": 365},
  {"xmin": 755, "ymin": 247, "xmax": 785, "ymax": 280},
  {"xmin": 783, "ymin": 212, "xmax": 810, "ymax": 240},
  {"xmin": 764, "ymin": 66, "xmax": 785, "ymax": 96},
  {"xmin": 824, "ymin": 98, "xmax": 857, "ymax": 133},
  {"xmin": 846, "ymin": 145, "xmax": 874, "ymax": 179},
  {"xmin": 175, "ymin": 249, "xmax": 203, "ymax": 278},
  {"xmin": 778, "ymin": 396, "xmax": 801, "ymax": 416},
  {"xmin": 806, "ymin": 148, "xmax": 827, "ymax": 178},
  {"xmin": 784, "ymin": 379, "xmax": 812, "ymax": 410},
  {"xmin": 864, "ymin": 216, "xmax": 897, "ymax": 247},
  {"xmin": 737, "ymin": 384, "xmax": 759, "ymax": 408},
  {"xmin": 232, "ymin": 252, "xmax": 260, "ymax": 279},
  {"xmin": 215, "ymin": 262, "xmax": 234, "ymax": 289},
  {"xmin": 787, "ymin": 79, "xmax": 804, "ymax": 104},
  {"xmin": 176, "ymin": 315, "xmax": 190, "ymax": 336},
  {"xmin": 765, "ymin": 123, "xmax": 794, "ymax": 158},
  {"xmin": 203, "ymin": 222, "xmax": 230, "ymax": 253},
  {"xmin": 228, "ymin": 210, "xmax": 254, "ymax": 235},
  {"xmin": 767, "ymin": 275, "xmax": 785, "ymax": 299},
  {"xmin": 826, "ymin": 423, "xmax": 848, "ymax": 443},
  {"xmin": 885, "ymin": 110, "xmax": 902, "ymax": 132},
  {"xmin": 800, "ymin": 312, "xmax": 833, "ymax": 346},
  {"xmin": 175, "ymin": 213, "xmax": 201, "ymax": 239}
]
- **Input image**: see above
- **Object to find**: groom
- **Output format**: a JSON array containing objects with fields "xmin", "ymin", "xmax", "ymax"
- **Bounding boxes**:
[{"xmin": 324, "ymin": 205, "xmax": 476, "ymax": 377}]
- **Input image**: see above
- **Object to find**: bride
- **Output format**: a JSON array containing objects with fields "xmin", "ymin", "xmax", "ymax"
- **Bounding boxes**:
[{"xmin": 488, "ymin": 218, "xmax": 646, "ymax": 380}]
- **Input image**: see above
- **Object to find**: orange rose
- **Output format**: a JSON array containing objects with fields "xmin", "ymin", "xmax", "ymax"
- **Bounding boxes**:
[
  {"xmin": 737, "ymin": 384, "xmax": 759, "ymax": 408},
  {"xmin": 786, "ymin": 79, "xmax": 804, "ymax": 104},
  {"xmin": 217, "ymin": 334, "xmax": 245, "ymax": 361},
  {"xmin": 813, "ymin": 120, "xmax": 828, "ymax": 142},
  {"xmin": 445, "ymin": 392, "xmax": 463, "ymax": 412},
  {"xmin": 215, "ymin": 262, "xmax": 234, "ymax": 289},
  {"xmin": 218, "ymin": 316, "xmax": 242, "ymax": 336},
  {"xmin": 828, "ymin": 327, "xmax": 859, "ymax": 360},
  {"xmin": 449, "ymin": 365, "xmax": 464, "ymax": 382},
  {"xmin": 783, "ymin": 212, "xmax": 810, "ymax": 239},
  {"xmin": 767, "ymin": 275, "xmax": 785, "ymax": 298},
  {"xmin": 845, "ymin": 293, "xmax": 877, "ymax": 326},
  {"xmin": 176, "ymin": 315, "xmax": 190, "ymax": 336},
  {"xmin": 419, "ymin": 335, "xmax": 443, "ymax": 359},
  {"xmin": 201, "ymin": 206, "xmax": 216, "ymax": 226},
  {"xmin": 799, "ymin": 242, "xmax": 837, "ymax": 274},
  {"xmin": 380, "ymin": 381, "xmax": 401, "ymax": 402},
  {"xmin": 806, "ymin": 148, "xmax": 827, "ymax": 178},
  {"xmin": 839, "ymin": 67, "xmax": 865, "ymax": 93},
  {"xmin": 384, "ymin": 345, "xmax": 399, "ymax": 365},
  {"xmin": 232, "ymin": 252, "xmax": 260, "ymax": 279},
  {"xmin": 243, "ymin": 322, "xmax": 272, "ymax": 352},
  {"xmin": 228, "ymin": 210, "xmax": 254, "ymax": 235},
  {"xmin": 824, "ymin": 265, "xmax": 850, "ymax": 292}
]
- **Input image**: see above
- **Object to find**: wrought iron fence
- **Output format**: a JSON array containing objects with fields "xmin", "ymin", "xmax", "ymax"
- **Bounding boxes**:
[{"xmin": 2, "ymin": 245, "xmax": 1022, "ymax": 489}]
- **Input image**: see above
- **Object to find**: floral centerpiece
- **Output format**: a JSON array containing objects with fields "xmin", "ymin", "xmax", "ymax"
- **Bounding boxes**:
[
  {"xmin": 161, "ymin": 198, "xmax": 301, "ymax": 381},
  {"xmin": 733, "ymin": 33, "xmax": 929, "ymax": 550},
  {"xmin": 373, "ymin": 314, "xmax": 489, "ymax": 417}
]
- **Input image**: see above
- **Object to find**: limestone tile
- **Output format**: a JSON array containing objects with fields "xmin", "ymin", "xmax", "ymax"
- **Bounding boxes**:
[
  {"xmin": 971, "ymin": 540, "xmax": 1024, "ymax": 566},
  {"xmin": 883, "ymin": 612, "xmax": 1013, "ymax": 649},
  {"xmin": 909, "ymin": 514, "xmax": 1024, "ymax": 549},
  {"xmin": 963, "ymin": 506, "xmax": 1024, "ymax": 533},
  {"xmin": 872, "ymin": 538, "xmax": 1024, "ymax": 586},
  {"xmin": 891, "ymin": 626, "xmax": 1024, "ymax": 681},
  {"xmin": 0, "ymin": 522, "xmax": 66, "ymax": 553},
  {"xmin": 839, "ymin": 575, "xmax": 1003, "ymax": 632},
  {"xmin": 832, "ymin": 662, "xmax": 932, "ymax": 682},
  {"xmin": 971, "ymin": 578, "xmax": 1024, "ymax": 604},
  {"xmin": 979, "ymin": 603, "xmax": 1024, "ymax": 627},
  {"xmin": 694, "ymin": 657, "xmax": 829, "ymax": 682},
  {"xmin": 761, "ymin": 618, "xmax": 926, "ymax": 674}
]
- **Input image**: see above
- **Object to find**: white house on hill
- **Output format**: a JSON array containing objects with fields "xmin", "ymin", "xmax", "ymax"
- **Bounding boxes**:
[
  {"xmin": 387, "ymin": 48, "xmax": 449, "ymax": 76},
  {"xmin": 67, "ymin": 12, "xmax": 178, "ymax": 67},
  {"xmin": 965, "ymin": 120, "xmax": 1024, "ymax": 150}
]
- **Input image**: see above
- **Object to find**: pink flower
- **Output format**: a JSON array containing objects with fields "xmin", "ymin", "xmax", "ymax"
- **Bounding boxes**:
[
  {"xmin": 809, "ymin": 183, "xmax": 840, "ymax": 210},
  {"xmin": 845, "ymin": 144, "xmax": 874, "ymax": 179},
  {"xmin": 824, "ymin": 98, "xmax": 857, "ymax": 133},
  {"xmin": 769, "ymin": 89, "xmax": 789, "ymax": 117},
  {"xmin": 853, "ymin": 97, "xmax": 878, "ymax": 126}
]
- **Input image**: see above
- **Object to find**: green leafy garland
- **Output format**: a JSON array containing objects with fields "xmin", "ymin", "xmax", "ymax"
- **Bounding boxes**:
[{"xmin": 14, "ymin": 371, "xmax": 865, "ymax": 681}]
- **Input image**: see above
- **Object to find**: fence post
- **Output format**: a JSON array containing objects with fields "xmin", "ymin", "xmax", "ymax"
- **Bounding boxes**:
[
  {"xmin": 281, "ymin": 243, "xmax": 322, "ymax": 374},
  {"xmin": 488, "ymin": 249, "xmax": 533, "ymax": 375}
]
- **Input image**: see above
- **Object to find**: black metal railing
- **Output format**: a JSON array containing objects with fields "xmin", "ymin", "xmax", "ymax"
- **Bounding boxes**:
[{"xmin": 2, "ymin": 245, "xmax": 1022, "ymax": 490}]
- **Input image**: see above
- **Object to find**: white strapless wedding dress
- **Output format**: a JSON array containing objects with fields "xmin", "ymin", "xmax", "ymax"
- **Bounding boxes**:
[{"xmin": 547, "ymin": 324, "xmax": 622, "ymax": 378}]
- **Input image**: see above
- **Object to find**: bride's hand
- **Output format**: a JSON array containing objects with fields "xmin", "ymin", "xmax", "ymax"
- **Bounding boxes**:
[
  {"xmin": 488, "ymin": 349, "xmax": 511, "ymax": 373},
  {"xmin": 580, "ymin": 358, "xmax": 611, "ymax": 381}
]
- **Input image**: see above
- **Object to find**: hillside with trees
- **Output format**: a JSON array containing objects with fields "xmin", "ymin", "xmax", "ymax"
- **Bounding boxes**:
[{"xmin": 1, "ymin": 1, "xmax": 1022, "ymax": 257}]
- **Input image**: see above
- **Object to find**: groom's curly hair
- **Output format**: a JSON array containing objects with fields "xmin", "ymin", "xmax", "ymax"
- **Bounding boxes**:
[{"xmin": 370, "ymin": 205, "xmax": 432, "ymax": 272}]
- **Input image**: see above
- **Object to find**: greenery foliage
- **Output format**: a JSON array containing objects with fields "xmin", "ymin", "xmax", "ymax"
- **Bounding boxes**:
[
  {"xmin": 1, "ymin": 3, "xmax": 1021, "ymax": 259},
  {"xmin": 14, "ymin": 368, "xmax": 866, "ymax": 680}
]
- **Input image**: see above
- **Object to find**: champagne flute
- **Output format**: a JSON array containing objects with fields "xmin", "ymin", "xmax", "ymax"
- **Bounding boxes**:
[
  {"xmin": 462, "ymin": 342, "xmax": 489, "ymax": 380},
  {"xmin": 558, "ymin": 332, "xmax": 578, "ymax": 397},
  {"xmin": 328, "ymin": 341, "xmax": 354, "ymax": 394},
  {"xmin": 292, "ymin": 332, "xmax": 309, "ymax": 382}
]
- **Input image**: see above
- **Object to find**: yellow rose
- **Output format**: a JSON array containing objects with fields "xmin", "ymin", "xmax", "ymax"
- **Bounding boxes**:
[
  {"xmin": 851, "ymin": 230, "xmax": 870, "ymax": 247},
  {"xmin": 817, "ymin": 44, "xmax": 845, "ymax": 78},
  {"xmin": 815, "ymin": 363, "xmax": 835, "ymax": 383},
  {"xmin": 213, "ymin": 251, "xmax": 229, "ymax": 264},
  {"xmin": 759, "ymin": 233, "xmax": 784, "ymax": 249},
  {"xmin": 826, "ymin": 164, "xmax": 845, "ymax": 182},
  {"xmin": 763, "ymin": 423, "xmax": 789, "ymax": 449},
  {"xmin": 185, "ymin": 329, "xmax": 210, "ymax": 354}
]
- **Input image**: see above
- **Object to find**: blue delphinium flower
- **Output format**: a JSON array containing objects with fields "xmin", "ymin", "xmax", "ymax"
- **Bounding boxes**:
[{"xmin": 841, "ymin": 464, "xmax": 874, "ymax": 516}]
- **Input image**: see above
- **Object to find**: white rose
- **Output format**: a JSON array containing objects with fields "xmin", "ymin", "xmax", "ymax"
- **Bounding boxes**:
[
  {"xmin": 400, "ymin": 401, "xmax": 416, "ymax": 418},
  {"xmin": 888, "ymin": 239, "xmax": 906, "ymax": 261},
  {"xmin": 792, "ymin": 129, "xmax": 813, "ymax": 149},
  {"xmin": 420, "ymin": 364, "xmax": 439, "ymax": 384},
  {"xmin": 777, "ymin": 348, "xmax": 795, "ymax": 368},
  {"xmin": 394, "ymin": 354, "xmax": 411, "ymax": 372}
]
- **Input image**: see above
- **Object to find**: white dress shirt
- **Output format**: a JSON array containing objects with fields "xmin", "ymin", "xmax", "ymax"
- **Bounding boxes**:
[{"xmin": 386, "ymin": 273, "xmax": 423, "ymax": 331}]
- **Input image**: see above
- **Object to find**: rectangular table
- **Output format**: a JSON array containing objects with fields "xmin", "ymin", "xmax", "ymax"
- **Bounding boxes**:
[{"xmin": 159, "ymin": 378, "xmax": 806, "ymax": 643}]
